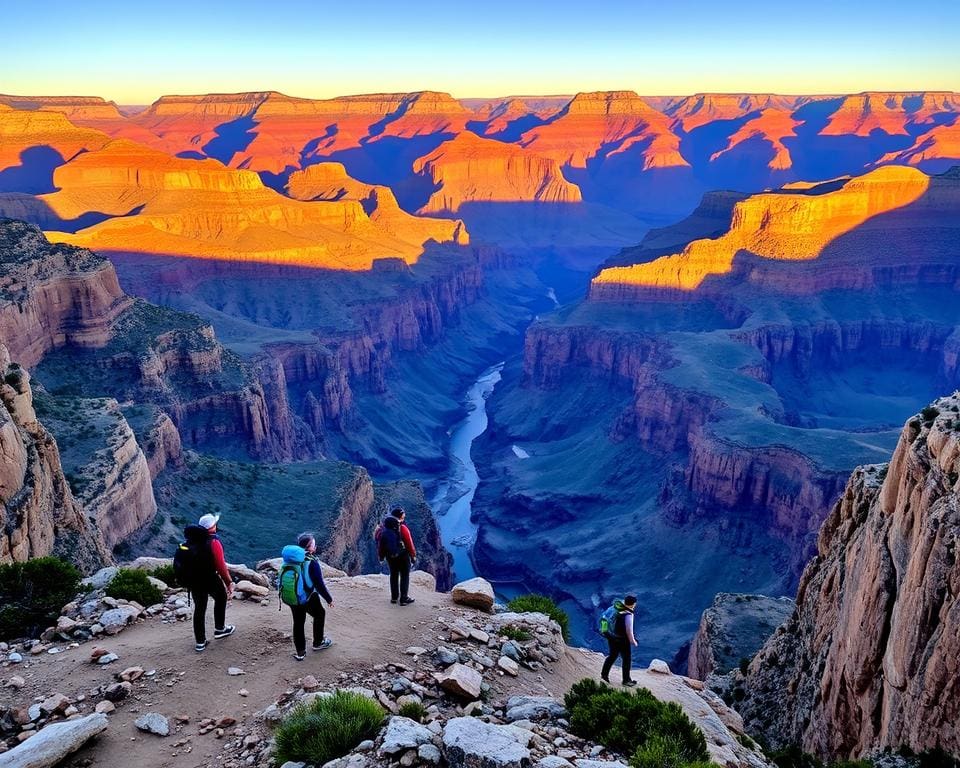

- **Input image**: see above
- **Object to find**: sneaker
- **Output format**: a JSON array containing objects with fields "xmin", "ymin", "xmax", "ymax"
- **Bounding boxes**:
[
  {"xmin": 601, "ymin": 676, "xmax": 611, "ymax": 684},
  {"xmin": 195, "ymin": 641, "xmax": 209, "ymax": 653},
  {"xmin": 293, "ymin": 653, "xmax": 305, "ymax": 661},
  {"xmin": 390, "ymin": 598, "xmax": 398, "ymax": 604},
  {"xmin": 622, "ymin": 679, "xmax": 638, "ymax": 687},
  {"xmin": 312, "ymin": 638, "xmax": 333, "ymax": 651},
  {"xmin": 213, "ymin": 625, "xmax": 236, "ymax": 639},
  {"xmin": 399, "ymin": 597, "xmax": 415, "ymax": 606}
]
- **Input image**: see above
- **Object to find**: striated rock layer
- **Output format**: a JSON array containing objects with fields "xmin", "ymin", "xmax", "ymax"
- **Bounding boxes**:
[{"xmin": 741, "ymin": 397, "xmax": 960, "ymax": 758}]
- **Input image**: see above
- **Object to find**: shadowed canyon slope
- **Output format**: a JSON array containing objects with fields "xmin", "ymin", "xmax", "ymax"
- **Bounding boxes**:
[
  {"xmin": 471, "ymin": 164, "xmax": 960, "ymax": 656},
  {"xmin": 741, "ymin": 398, "xmax": 960, "ymax": 758}
]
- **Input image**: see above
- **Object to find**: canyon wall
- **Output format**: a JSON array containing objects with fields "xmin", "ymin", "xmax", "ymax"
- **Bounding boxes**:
[{"xmin": 740, "ymin": 397, "xmax": 960, "ymax": 758}]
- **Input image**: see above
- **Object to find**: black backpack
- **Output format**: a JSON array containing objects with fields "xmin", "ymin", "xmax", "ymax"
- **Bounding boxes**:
[
  {"xmin": 379, "ymin": 519, "xmax": 405, "ymax": 558},
  {"xmin": 173, "ymin": 525, "xmax": 211, "ymax": 589}
]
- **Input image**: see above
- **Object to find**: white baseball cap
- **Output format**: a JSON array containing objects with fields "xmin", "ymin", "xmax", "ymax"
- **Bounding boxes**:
[{"xmin": 198, "ymin": 513, "xmax": 220, "ymax": 530}]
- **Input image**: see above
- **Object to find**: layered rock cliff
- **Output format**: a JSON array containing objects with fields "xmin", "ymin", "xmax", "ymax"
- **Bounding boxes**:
[
  {"xmin": 0, "ymin": 345, "xmax": 107, "ymax": 570},
  {"xmin": 740, "ymin": 397, "xmax": 960, "ymax": 758}
]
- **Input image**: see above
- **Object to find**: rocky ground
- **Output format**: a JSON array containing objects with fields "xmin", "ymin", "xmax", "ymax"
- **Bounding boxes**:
[{"xmin": 0, "ymin": 566, "xmax": 767, "ymax": 768}]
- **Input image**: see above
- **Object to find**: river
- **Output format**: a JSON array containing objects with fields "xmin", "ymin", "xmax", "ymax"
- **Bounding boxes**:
[{"xmin": 430, "ymin": 362, "xmax": 504, "ymax": 582}]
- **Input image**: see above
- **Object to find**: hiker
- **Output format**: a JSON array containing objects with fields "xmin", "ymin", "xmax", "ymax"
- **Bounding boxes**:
[
  {"xmin": 375, "ymin": 506, "xmax": 417, "ymax": 605},
  {"xmin": 175, "ymin": 513, "xmax": 236, "ymax": 652},
  {"xmin": 278, "ymin": 533, "xmax": 334, "ymax": 661},
  {"xmin": 600, "ymin": 595, "xmax": 638, "ymax": 686}
]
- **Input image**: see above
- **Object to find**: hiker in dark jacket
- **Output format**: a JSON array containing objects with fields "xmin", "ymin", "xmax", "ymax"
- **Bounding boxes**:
[
  {"xmin": 601, "ymin": 595, "xmax": 638, "ymax": 686},
  {"xmin": 375, "ymin": 506, "xmax": 417, "ymax": 605},
  {"xmin": 289, "ymin": 532, "xmax": 334, "ymax": 661},
  {"xmin": 185, "ymin": 513, "xmax": 236, "ymax": 653}
]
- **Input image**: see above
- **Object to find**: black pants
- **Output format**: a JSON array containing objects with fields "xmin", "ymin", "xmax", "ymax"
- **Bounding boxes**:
[
  {"xmin": 191, "ymin": 578, "xmax": 227, "ymax": 643},
  {"xmin": 290, "ymin": 593, "xmax": 327, "ymax": 655},
  {"xmin": 387, "ymin": 553, "xmax": 410, "ymax": 601},
  {"xmin": 602, "ymin": 635, "xmax": 633, "ymax": 683}
]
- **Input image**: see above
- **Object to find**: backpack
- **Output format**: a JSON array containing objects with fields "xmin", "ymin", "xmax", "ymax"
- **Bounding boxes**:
[
  {"xmin": 278, "ymin": 545, "xmax": 314, "ymax": 608},
  {"xmin": 173, "ymin": 525, "xmax": 211, "ymax": 589},
  {"xmin": 379, "ymin": 518, "xmax": 405, "ymax": 559},
  {"xmin": 598, "ymin": 603, "xmax": 619, "ymax": 637}
]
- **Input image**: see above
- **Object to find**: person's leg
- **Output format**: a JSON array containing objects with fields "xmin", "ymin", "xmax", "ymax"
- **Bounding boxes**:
[
  {"xmin": 620, "ymin": 640, "xmax": 634, "ymax": 683},
  {"xmin": 192, "ymin": 587, "xmax": 209, "ymax": 644},
  {"xmin": 398, "ymin": 554, "xmax": 410, "ymax": 601},
  {"xmin": 601, "ymin": 636, "xmax": 617, "ymax": 681},
  {"xmin": 388, "ymin": 557, "xmax": 400, "ymax": 602},
  {"xmin": 291, "ymin": 604, "xmax": 307, "ymax": 656},
  {"xmin": 212, "ymin": 579, "xmax": 228, "ymax": 631},
  {"xmin": 306, "ymin": 594, "xmax": 326, "ymax": 646}
]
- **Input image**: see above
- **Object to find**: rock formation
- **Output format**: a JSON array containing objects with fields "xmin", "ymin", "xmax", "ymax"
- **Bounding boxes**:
[
  {"xmin": 0, "ymin": 345, "xmax": 107, "ymax": 569},
  {"xmin": 411, "ymin": 132, "xmax": 581, "ymax": 213},
  {"xmin": 740, "ymin": 396, "xmax": 960, "ymax": 758}
]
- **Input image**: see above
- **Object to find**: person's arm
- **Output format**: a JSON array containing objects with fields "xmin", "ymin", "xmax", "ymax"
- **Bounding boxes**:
[
  {"xmin": 375, "ymin": 526, "xmax": 385, "ymax": 561},
  {"xmin": 625, "ymin": 612, "xmax": 637, "ymax": 646},
  {"xmin": 401, "ymin": 524, "xmax": 416, "ymax": 560},
  {"xmin": 309, "ymin": 560, "xmax": 333, "ymax": 605},
  {"xmin": 210, "ymin": 539, "xmax": 233, "ymax": 590}
]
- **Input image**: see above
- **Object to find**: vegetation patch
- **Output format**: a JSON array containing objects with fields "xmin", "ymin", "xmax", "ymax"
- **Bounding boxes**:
[
  {"xmin": 565, "ymin": 678, "xmax": 708, "ymax": 768},
  {"xmin": 500, "ymin": 625, "xmax": 532, "ymax": 642},
  {"xmin": 150, "ymin": 564, "xmax": 179, "ymax": 588},
  {"xmin": 0, "ymin": 557, "xmax": 81, "ymax": 640},
  {"xmin": 508, "ymin": 593, "xmax": 570, "ymax": 642},
  {"xmin": 106, "ymin": 568, "xmax": 164, "ymax": 607},
  {"xmin": 274, "ymin": 690, "xmax": 385, "ymax": 766},
  {"xmin": 397, "ymin": 701, "xmax": 427, "ymax": 723}
]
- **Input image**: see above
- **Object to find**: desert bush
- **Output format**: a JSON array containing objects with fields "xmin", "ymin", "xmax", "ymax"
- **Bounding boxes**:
[
  {"xmin": 398, "ymin": 700, "xmax": 427, "ymax": 723},
  {"xmin": 0, "ymin": 557, "xmax": 81, "ymax": 640},
  {"xmin": 565, "ymin": 678, "xmax": 708, "ymax": 766},
  {"xmin": 106, "ymin": 568, "xmax": 163, "ymax": 606},
  {"xmin": 150, "ymin": 564, "xmax": 178, "ymax": 587},
  {"xmin": 500, "ymin": 625, "xmax": 532, "ymax": 642},
  {"xmin": 768, "ymin": 744, "xmax": 823, "ymax": 768},
  {"xmin": 507, "ymin": 593, "xmax": 570, "ymax": 641},
  {"xmin": 920, "ymin": 406, "xmax": 940, "ymax": 424},
  {"xmin": 274, "ymin": 690, "xmax": 385, "ymax": 766}
]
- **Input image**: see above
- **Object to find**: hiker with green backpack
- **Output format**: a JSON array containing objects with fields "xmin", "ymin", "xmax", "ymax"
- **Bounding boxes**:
[
  {"xmin": 278, "ymin": 533, "xmax": 334, "ymax": 661},
  {"xmin": 599, "ymin": 595, "xmax": 638, "ymax": 686}
]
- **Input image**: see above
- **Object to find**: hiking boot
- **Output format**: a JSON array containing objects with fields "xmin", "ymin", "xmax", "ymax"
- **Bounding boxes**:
[
  {"xmin": 312, "ymin": 638, "xmax": 333, "ymax": 651},
  {"xmin": 399, "ymin": 597, "xmax": 415, "ymax": 606},
  {"xmin": 195, "ymin": 641, "xmax": 209, "ymax": 653},
  {"xmin": 622, "ymin": 679, "xmax": 638, "ymax": 687},
  {"xmin": 214, "ymin": 625, "xmax": 236, "ymax": 639},
  {"xmin": 293, "ymin": 653, "xmax": 305, "ymax": 661}
]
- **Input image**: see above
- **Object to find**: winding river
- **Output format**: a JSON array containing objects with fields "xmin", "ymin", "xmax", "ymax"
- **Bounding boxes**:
[{"xmin": 431, "ymin": 362, "xmax": 504, "ymax": 582}]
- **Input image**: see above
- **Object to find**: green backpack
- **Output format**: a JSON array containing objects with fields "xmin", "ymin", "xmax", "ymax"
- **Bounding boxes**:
[{"xmin": 278, "ymin": 545, "xmax": 314, "ymax": 608}]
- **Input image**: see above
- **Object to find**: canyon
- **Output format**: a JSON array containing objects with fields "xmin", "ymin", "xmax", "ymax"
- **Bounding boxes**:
[{"xmin": 0, "ymin": 87, "xmax": 958, "ymax": 692}]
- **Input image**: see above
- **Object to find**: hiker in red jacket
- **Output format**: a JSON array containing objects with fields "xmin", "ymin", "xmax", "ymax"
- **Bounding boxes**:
[
  {"xmin": 376, "ymin": 506, "xmax": 417, "ymax": 605},
  {"xmin": 184, "ymin": 513, "xmax": 235, "ymax": 652}
]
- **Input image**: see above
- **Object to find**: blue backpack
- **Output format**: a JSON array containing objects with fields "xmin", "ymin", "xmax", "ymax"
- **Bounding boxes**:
[
  {"xmin": 598, "ymin": 601, "xmax": 624, "ymax": 637},
  {"xmin": 278, "ymin": 545, "xmax": 314, "ymax": 608}
]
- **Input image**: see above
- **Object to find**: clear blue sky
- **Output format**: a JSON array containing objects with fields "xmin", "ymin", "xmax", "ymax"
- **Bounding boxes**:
[{"xmin": 4, "ymin": 0, "xmax": 958, "ymax": 103}]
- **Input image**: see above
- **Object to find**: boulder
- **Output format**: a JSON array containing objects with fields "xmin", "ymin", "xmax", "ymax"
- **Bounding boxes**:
[
  {"xmin": 648, "ymin": 659, "xmax": 672, "ymax": 675},
  {"xmin": 226, "ymin": 563, "xmax": 270, "ymax": 588},
  {"xmin": 505, "ymin": 696, "xmax": 566, "ymax": 722},
  {"xmin": 81, "ymin": 566, "xmax": 118, "ymax": 590},
  {"xmin": 134, "ymin": 712, "xmax": 170, "ymax": 736},
  {"xmin": 410, "ymin": 570, "xmax": 437, "ymax": 590},
  {"xmin": 436, "ymin": 663, "xmax": 483, "ymax": 700},
  {"xmin": 235, "ymin": 580, "xmax": 269, "ymax": 598},
  {"xmin": 537, "ymin": 758, "xmax": 574, "ymax": 768},
  {"xmin": 419, "ymin": 744, "xmax": 443, "ymax": 765},
  {"xmin": 435, "ymin": 647, "xmax": 460, "ymax": 666},
  {"xmin": 0, "ymin": 712, "xmax": 108, "ymax": 768},
  {"xmin": 380, "ymin": 716, "xmax": 435, "ymax": 756},
  {"xmin": 98, "ymin": 605, "xmax": 140, "ymax": 635},
  {"xmin": 452, "ymin": 578, "xmax": 496, "ymax": 612},
  {"xmin": 498, "ymin": 656, "xmax": 519, "ymax": 676},
  {"xmin": 442, "ymin": 717, "xmax": 532, "ymax": 768},
  {"xmin": 39, "ymin": 693, "xmax": 70, "ymax": 714},
  {"xmin": 574, "ymin": 761, "xmax": 628, "ymax": 768}
]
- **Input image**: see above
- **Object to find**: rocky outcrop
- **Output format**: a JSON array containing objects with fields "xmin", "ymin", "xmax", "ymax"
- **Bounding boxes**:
[
  {"xmin": 740, "ymin": 396, "xmax": 960, "ymax": 758},
  {"xmin": 0, "ymin": 346, "xmax": 107, "ymax": 570},
  {"xmin": 412, "ymin": 132, "xmax": 581, "ymax": 213},
  {"xmin": 687, "ymin": 593, "xmax": 795, "ymax": 681}
]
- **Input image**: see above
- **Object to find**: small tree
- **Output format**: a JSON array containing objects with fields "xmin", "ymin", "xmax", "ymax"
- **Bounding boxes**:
[{"xmin": 0, "ymin": 557, "xmax": 81, "ymax": 640}]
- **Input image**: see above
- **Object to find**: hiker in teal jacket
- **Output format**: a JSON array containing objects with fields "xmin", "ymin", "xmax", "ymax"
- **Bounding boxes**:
[{"xmin": 288, "ymin": 533, "xmax": 334, "ymax": 660}]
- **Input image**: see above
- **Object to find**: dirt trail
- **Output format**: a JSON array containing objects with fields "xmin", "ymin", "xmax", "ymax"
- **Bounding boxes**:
[{"xmin": 1, "ymin": 575, "xmax": 600, "ymax": 768}]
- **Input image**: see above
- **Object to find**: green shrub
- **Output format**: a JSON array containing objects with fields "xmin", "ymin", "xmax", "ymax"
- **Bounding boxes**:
[
  {"xmin": 274, "ymin": 690, "xmax": 385, "ymax": 766},
  {"xmin": 738, "ymin": 657, "xmax": 750, "ymax": 675},
  {"xmin": 507, "ymin": 594, "xmax": 570, "ymax": 642},
  {"xmin": 565, "ymin": 678, "xmax": 708, "ymax": 765},
  {"xmin": 150, "ymin": 564, "xmax": 178, "ymax": 587},
  {"xmin": 0, "ymin": 557, "xmax": 81, "ymax": 640},
  {"xmin": 632, "ymin": 734, "xmax": 703, "ymax": 768},
  {"xmin": 920, "ymin": 406, "xmax": 940, "ymax": 423},
  {"xmin": 501, "ymin": 625, "xmax": 532, "ymax": 642},
  {"xmin": 398, "ymin": 701, "xmax": 427, "ymax": 723},
  {"xmin": 106, "ymin": 568, "xmax": 163, "ymax": 606},
  {"xmin": 768, "ymin": 744, "xmax": 823, "ymax": 768}
]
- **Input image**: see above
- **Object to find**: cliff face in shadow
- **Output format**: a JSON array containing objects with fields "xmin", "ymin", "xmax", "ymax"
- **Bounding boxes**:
[{"xmin": 740, "ymin": 397, "xmax": 960, "ymax": 759}]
